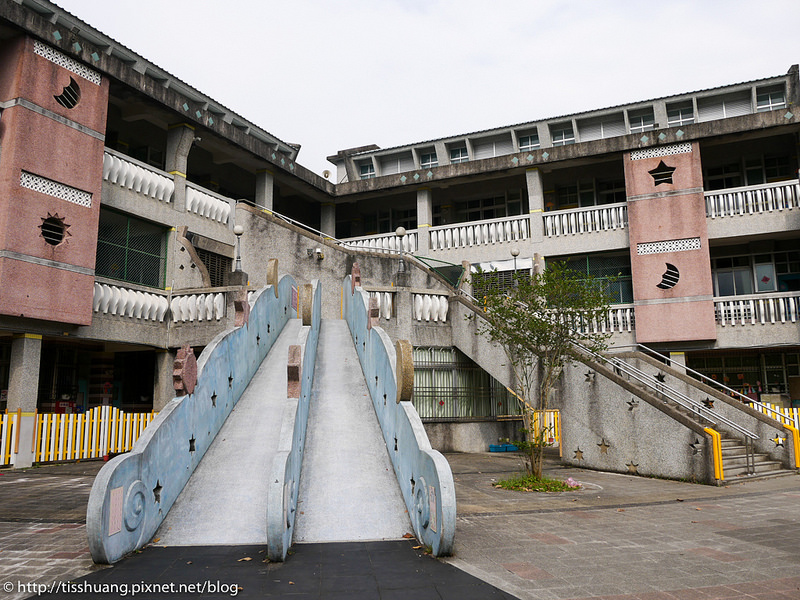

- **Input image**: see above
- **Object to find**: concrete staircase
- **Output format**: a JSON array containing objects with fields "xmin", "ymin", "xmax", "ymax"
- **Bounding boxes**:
[{"xmin": 719, "ymin": 436, "xmax": 795, "ymax": 480}]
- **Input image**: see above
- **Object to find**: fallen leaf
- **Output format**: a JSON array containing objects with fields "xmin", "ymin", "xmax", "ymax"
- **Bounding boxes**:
[
  {"xmin": 152, "ymin": 538, "xmax": 160, "ymax": 543},
  {"xmin": 238, "ymin": 557, "xmax": 252, "ymax": 562},
  {"xmin": 289, "ymin": 582, "xmax": 295, "ymax": 585},
  {"xmin": 695, "ymin": 508, "xmax": 702, "ymax": 511},
  {"xmin": 412, "ymin": 545, "xmax": 423, "ymax": 549},
  {"xmin": 676, "ymin": 498, "xmax": 684, "ymax": 502},
  {"xmin": 186, "ymin": 561, "xmax": 192, "ymax": 565},
  {"xmin": 617, "ymin": 509, "xmax": 625, "ymax": 512},
  {"xmin": 403, "ymin": 533, "xmax": 414, "ymax": 539}
]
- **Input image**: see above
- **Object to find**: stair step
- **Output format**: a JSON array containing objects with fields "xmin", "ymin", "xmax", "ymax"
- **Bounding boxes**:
[
  {"xmin": 724, "ymin": 460, "xmax": 785, "ymax": 477},
  {"xmin": 724, "ymin": 469, "xmax": 799, "ymax": 484},
  {"xmin": 722, "ymin": 453, "xmax": 775, "ymax": 467}
]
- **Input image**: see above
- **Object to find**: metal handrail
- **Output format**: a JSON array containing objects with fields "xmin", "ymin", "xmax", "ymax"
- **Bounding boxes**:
[
  {"xmin": 455, "ymin": 287, "xmax": 758, "ymax": 440},
  {"xmin": 639, "ymin": 344, "xmax": 789, "ymax": 424}
]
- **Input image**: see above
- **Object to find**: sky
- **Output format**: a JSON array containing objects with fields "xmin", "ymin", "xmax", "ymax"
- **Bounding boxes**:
[{"xmin": 55, "ymin": 0, "xmax": 800, "ymax": 177}]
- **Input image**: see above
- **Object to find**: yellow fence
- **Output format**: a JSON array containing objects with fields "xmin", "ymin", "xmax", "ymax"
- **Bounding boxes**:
[
  {"xmin": 532, "ymin": 410, "xmax": 561, "ymax": 446},
  {"xmin": 749, "ymin": 402, "xmax": 800, "ymax": 427},
  {"xmin": 0, "ymin": 407, "xmax": 157, "ymax": 466}
]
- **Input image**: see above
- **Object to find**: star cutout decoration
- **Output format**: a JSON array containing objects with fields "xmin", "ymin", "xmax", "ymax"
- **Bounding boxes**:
[
  {"xmin": 702, "ymin": 397, "xmax": 715, "ymax": 409},
  {"xmin": 626, "ymin": 462, "xmax": 639, "ymax": 474},
  {"xmin": 648, "ymin": 160, "xmax": 676, "ymax": 186},
  {"xmin": 627, "ymin": 398, "xmax": 639, "ymax": 412},
  {"xmin": 153, "ymin": 481, "xmax": 163, "ymax": 503},
  {"xmin": 690, "ymin": 439, "xmax": 702, "ymax": 455},
  {"xmin": 574, "ymin": 448, "xmax": 584, "ymax": 461},
  {"xmin": 772, "ymin": 435, "xmax": 786, "ymax": 448},
  {"xmin": 655, "ymin": 372, "xmax": 666, "ymax": 383},
  {"xmin": 189, "ymin": 435, "xmax": 196, "ymax": 453},
  {"xmin": 585, "ymin": 371, "xmax": 595, "ymax": 383},
  {"xmin": 211, "ymin": 392, "xmax": 217, "ymax": 408},
  {"xmin": 598, "ymin": 438, "xmax": 611, "ymax": 454},
  {"xmin": 228, "ymin": 373, "xmax": 234, "ymax": 388}
]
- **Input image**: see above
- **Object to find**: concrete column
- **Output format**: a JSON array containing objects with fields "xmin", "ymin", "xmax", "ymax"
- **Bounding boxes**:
[
  {"xmin": 153, "ymin": 349, "xmax": 176, "ymax": 411},
  {"xmin": 8, "ymin": 334, "xmax": 42, "ymax": 468},
  {"xmin": 255, "ymin": 169, "xmax": 274, "ymax": 211},
  {"xmin": 166, "ymin": 123, "xmax": 197, "ymax": 213},
  {"xmin": 525, "ymin": 168, "xmax": 545, "ymax": 254},
  {"xmin": 416, "ymin": 188, "xmax": 432, "ymax": 253},
  {"xmin": 320, "ymin": 203, "xmax": 336, "ymax": 237},
  {"xmin": 669, "ymin": 351, "xmax": 687, "ymax": 375}
]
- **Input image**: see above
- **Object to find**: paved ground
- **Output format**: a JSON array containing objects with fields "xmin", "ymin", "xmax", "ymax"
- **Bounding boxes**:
[{"xmin": 3, "ymin": 451, "xmax": 800, "ymax": 599}]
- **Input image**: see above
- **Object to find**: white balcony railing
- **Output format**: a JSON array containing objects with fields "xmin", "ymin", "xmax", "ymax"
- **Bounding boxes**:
[
  {"xmin": 185, "ymin": 183, "xmax": 233, "ymax": 225},
  {"xmin": 543, "ymin": 202, "xmax": 627, "ymax": 237},
  {"xmin": 369, "ymin": 291, "xmax": 395, "ymax": 320},
  {"xmin": 170, "ymin": 292, "xmax": 226, "ymax": 323},
  {"xmin": 715, "ymin": 292, "xmax": 800, "ymax": 326},
  {"xmin": 341, "ymin": 230, "xmax": 418, "ymax": 254},
  {"xmin": 93, "ymin": 283, "xmax": 169, "ymax": 321},
  {"xmin": 705, "ymin": 179, "xmax": 800, "ymax": 219},
  {"xmin": 573, "ymin": 304, "xmax": 635, "ymax": 334},
  {"xmin": 429, "ymin": 215, "xmax": 530, "ymax": 251},
  {"xmin": 103, "ymin": 149, "xmax": 174, "ymax": 203},
  {"xmin": 93, "ymin": 282, "xmax": 227, "ymax": 323},
  {"xmin": 413, "ymin": 294, "xmax": 449, "ymax": 322}
]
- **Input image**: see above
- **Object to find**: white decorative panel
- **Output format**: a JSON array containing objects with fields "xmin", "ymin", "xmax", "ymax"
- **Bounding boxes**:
[
  {"xmin": 630, "ymin": 143, "xmax": 692, "ymax": 161},
  {"xmin": 33, "ymin": 40, "xmax": 101, "ymax": 85},
  {"xmin": 20, "ymin": 171, "xmax": 92, "ymax": 207},
  {"xmin": 637, "ymin": 237, "xmax": 701, "ymax": 255}
]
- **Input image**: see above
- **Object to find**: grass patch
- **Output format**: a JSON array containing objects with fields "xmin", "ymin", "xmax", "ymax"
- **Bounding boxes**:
[{"xmin": 494, "ymin": 474, "xmax": 581, "ymax": 493}]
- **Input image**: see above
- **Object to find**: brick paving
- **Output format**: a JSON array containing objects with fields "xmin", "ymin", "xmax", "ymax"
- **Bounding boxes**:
[
  {"xmin": 446, "ymin": 451, "xmax": 800, "ymax": 599},
  {"xmin": 0, "ymin": 462, "xmax": 107, "ymax": 600},
  {"xmin": 2, "ymin": 453, "xmax": 800, "ymax": 599}
]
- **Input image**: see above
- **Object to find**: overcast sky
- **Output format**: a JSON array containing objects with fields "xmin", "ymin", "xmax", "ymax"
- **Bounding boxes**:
[{"xmin": 56, "ymin": 0, "xmax": 800, "ymax": 177}]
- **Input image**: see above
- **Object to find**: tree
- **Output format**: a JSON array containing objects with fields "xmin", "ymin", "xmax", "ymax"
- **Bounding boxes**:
[{"xmin": 473, "ymin": 261, "xmax": 613, "ymax": 479}]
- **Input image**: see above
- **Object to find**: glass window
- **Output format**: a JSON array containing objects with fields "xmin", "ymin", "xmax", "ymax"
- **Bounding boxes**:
[
  {"xmin": 420, "ymin": 152, "xmax": 438, "ymax": 169},
  {"xmin": 450, "ymin": 146, "xmax": 469, "ymax": 164},
  {"xmin": 756, "ymin": 85, "xmax": 786, "ymax": 112},
  {"xmin": 667, "ymin": 102, "xmax": 694, "ymax": 126},
  {"xmin": 755, "ymin": 263, "xmax": 776, "ymax": 292},
  {"xmin": 551, "ymin": 123, "xmax": 575, "ymax": 146},
  {"xmin": 519, "ymin": 133, "xmax": 540, "ymax": 151},
  {"xmin": 359, "ymin": 162, "xmax": 375, "ymax": 179},
  {"xmin": 629, "ymin": 109, "xmax": 655, "ymax": 133}
]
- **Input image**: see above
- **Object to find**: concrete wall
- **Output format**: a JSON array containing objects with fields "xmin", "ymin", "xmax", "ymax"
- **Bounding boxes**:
[{"xmin": 424, "ymin": 420, "xmax": 523, "ymax": 454}]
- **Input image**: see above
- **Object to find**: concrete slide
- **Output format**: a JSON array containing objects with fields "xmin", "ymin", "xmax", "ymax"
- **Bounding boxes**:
[
  {"xmin": 293, "ymin": 319, "xmax": 411, "ymax": 542},
  {"xmin": 155, "ymin": 319, "xmax": 301, "ymax": 545},
  {"xmin": 155, "ymin": 318, "xmax": 410, "ymax": 546}
]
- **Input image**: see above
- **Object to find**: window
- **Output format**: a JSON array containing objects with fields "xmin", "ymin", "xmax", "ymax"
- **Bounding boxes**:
[
  {"xmin": 456, "ymin": 191, "xmax": 523, "ymax": 222},
  {"xmin": 628, "ymin": 109, "xmax": 655, "ymax": 133},
  {"xmin": 379, "ymin": 152, "xmax": 414, "ymax": 175},
  {"xmin": 358, "ymin": 162, "xmax": 376, "ymax": 180},
  {"xmin": 473, "ymin": 136, "xmax": 513, "ymax": 159},
  {"xmin": 551, "ymin": 123, "xmax": 575, "ymax": 146},
  {"xmin": 412, "ymin": 347, "xmax": 517, "ymax": 420},
  {"xmin": 756, "ymin": 85, "xmax": 786, "ymax": 112},
  {"xmin": 697, "ymin": 92, "xmax": 751, "ymax": 122},
  {"xmin": 578, "ymin": 114, "xmax": 626, "ymax": 141},
  {"xmin": 195, "ymin": 248, "xmax": 232, "ymax": 288},
  {"xmin": 713, "ymin": 256, "xmax": 753, "ymax": 296},
  {"xmin": 553, "ymin": 178, "xmax": 622, "ymax": 209},
  {"xmin": 420, "ymin": 152, "xmax": 438, "ymax": 169},
  {"xmin": 518, "ymin": 132, "xmax": 540, "ymax": 152},
  {"xmin": 95, "ymin": 209, "xmax": 167, "ymax": 288},
  {"xmin": 362, "ymin": 208, "xmax": 415, "ymax": 234},
  {"xmin": 558, "ymin": 254, "xmax": 633, "ymax": 304},
  {"xmin": 704, "ymin": 163, "xmax": 742, "ymax": 191},
  {"xmin": 450, "ymin": 146, "xmax": 469, "ymax": 164},
  {"xmin": 667, "ymin": 102, "xmax": 694, "ymax": 127}
]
